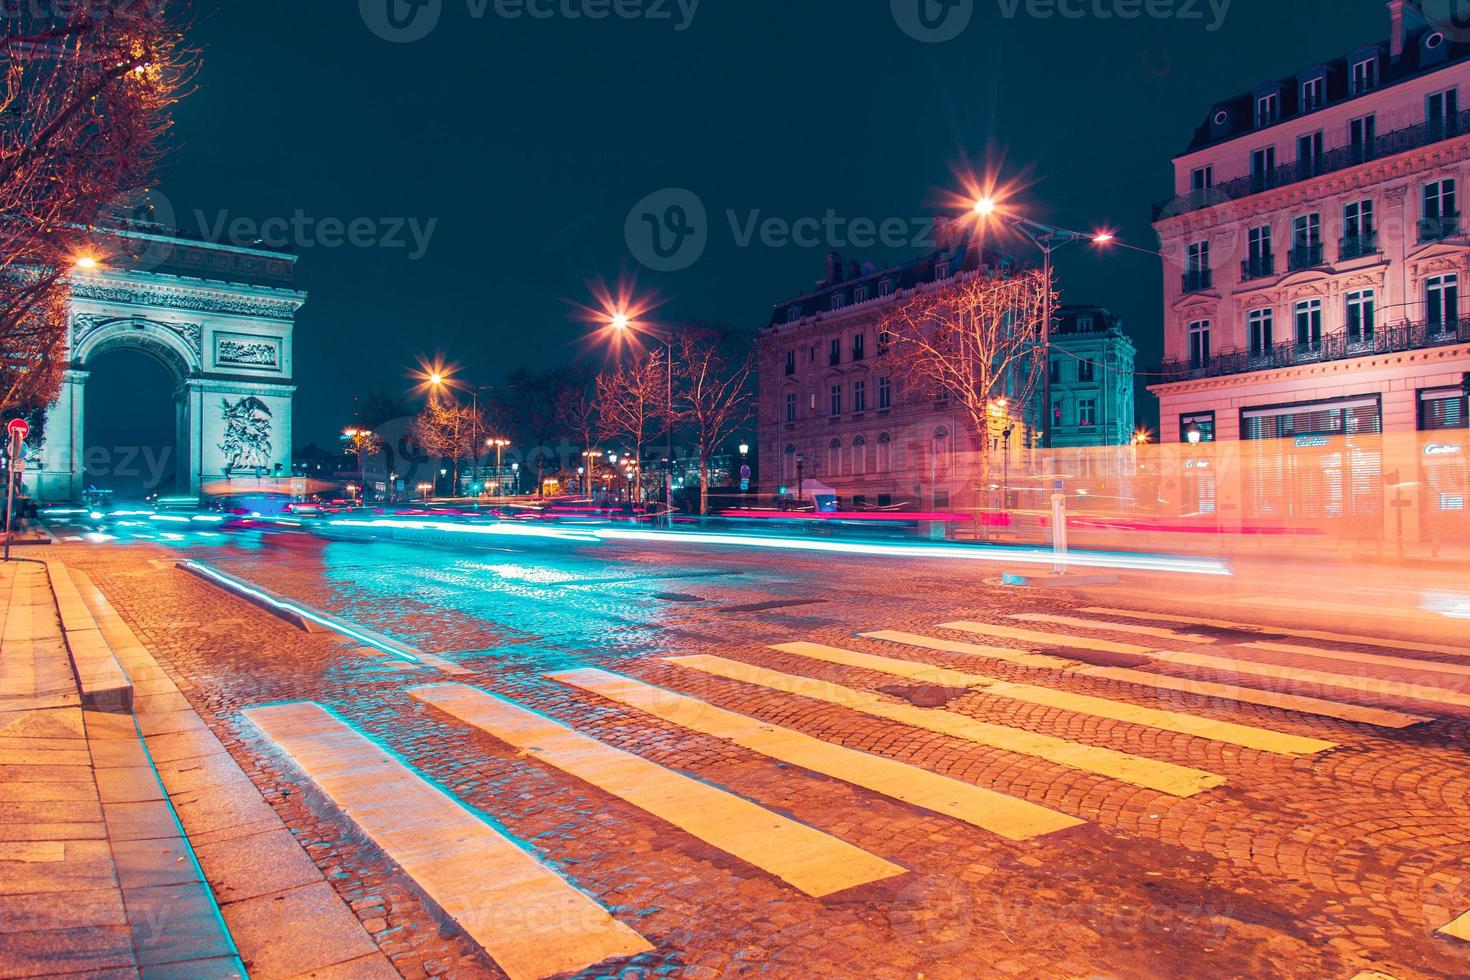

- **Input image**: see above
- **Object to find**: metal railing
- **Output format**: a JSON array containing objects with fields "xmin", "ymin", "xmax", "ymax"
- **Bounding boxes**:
[
  {"xmin": 1288, "ymin": 243, "xmax": 1324, "ymax": 271},
  {"xmin": 1182, "ymin": 269, "xmax": 1213, "ymax": 293},
  {"xmin": 1240, "ymin": 255, "xmax": 1275, "ymax": 281},
  {"xmin": 1159, "ymin": 317, "xmax": 1470, "ymax": 381},
  {"xmin": 1418, "ymin": 213, "xmax": 1461, "ymax": 243},
  {"xmin": 1339, "ymin": 233, "xmax": 1378, "ymax": 261},
  {"xmin": 1156, "ymin": 110, "xmax": 1470, "ymax": 217}
]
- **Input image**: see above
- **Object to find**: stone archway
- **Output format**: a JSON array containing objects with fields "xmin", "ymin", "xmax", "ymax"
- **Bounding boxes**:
[{"xmin": 79, "ymin": 332, "xmax": 192, "ymax": 498}]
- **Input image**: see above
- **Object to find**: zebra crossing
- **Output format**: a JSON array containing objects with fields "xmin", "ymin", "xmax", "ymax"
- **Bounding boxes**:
[{"xmin": 242, "ymin": 604, "xmax": 1470, "ymax": 977}]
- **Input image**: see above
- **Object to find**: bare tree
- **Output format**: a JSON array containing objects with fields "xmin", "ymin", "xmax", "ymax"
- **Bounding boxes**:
[
  {"xmin": 880, "ymin": 268, "xmax": 1053, "ymax": 498},
  {"xmin": 595, "ymin": 349, "xmax": 669, "ymax": 501},
  {"xmin": 556, "ymin": 377, "xmax": 600, "ymax": 493},
  {"xmin": 2, "ymin": 1, "xmax": 197, "ymax": 414},
  {"xmin": 412, "ymin": 399, "xmax": 483, "ymax": 494},
  {"xmin": 673, "ymin": 327, "xmax": 754, "ymax": 515}
]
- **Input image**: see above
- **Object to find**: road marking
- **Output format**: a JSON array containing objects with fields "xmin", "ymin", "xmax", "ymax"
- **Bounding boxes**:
[
  {"xmin": 771, "ymin": 642, "xmax": 1334, "ymax": 756},
  {"xmin": 549, "ymin": 668, "xmax": 1082, "ymax": 841},
  {"xmin": 1243, "ymin": 641, "xmax": 1470, "ymax": 678},
  {"xmin": 1011, "ymin": 613, "xmax": 1218, "ymax": 645},
  {"xmin": 878, "ymin": 632, "xmax": 1426, "ymax": 729},
  {"xmin": 861, "ymin": 631, "xmax": 1067, "ymax": 670},
  {"xmin": 409, "ymin": 683, "xmax": 904, "ymax": 897},
  {"xmin": 1150, "ymin": 651, "xmax": 1470, "ymax": 710},
  {"xmin": 1081, "ymin": 607, "xmax": 1470, "ymax": 658},
  {"xmin": 1439, "ymin": 910, "xmax": 1470, "ymax": 942},
  {"xmin": 667, "ymin": 655, "xmax": 1225, "ymax": 798},
  {"xmin": 242, "ymin": 702, "xmax": 652, "ymax": 980},
  {"xmin": 942, "ymin": 621, "xmax": 1155, "ymax": 656}
]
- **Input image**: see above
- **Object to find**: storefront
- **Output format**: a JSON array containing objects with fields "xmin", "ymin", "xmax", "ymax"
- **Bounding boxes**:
[{"xmin": 1240, "ymin": 396, "xmax": 1383, "ymax": 530}]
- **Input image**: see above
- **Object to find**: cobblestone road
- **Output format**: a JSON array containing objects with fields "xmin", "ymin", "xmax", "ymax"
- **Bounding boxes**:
[{"xmin": 46, "ymin": 529, "xmax": 1470, "ymax": 979}]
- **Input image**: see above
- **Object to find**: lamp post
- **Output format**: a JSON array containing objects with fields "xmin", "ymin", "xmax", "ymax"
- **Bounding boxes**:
[
  {"xmin": 598, "ymin": 306, "xmax": 676, "ymax": 526},
  {"xmin": 583, "ymin": 450, "xmax": 602, "ymax": 499},
  {"xmin": 795, "ymin": 452, "xmax": 805, "ymax": 506},
  {"xmin": 511, "ymin": 461, "xmax": 519, "ymax": 495},
  {"xmin": 486, "ymin": 438, "xmax": 510, "ymax": 497}
]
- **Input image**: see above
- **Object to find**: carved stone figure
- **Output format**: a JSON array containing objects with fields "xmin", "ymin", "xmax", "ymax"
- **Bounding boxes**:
[{"xmin": 219, "ymin": 396, "xmax": 274, "ymax": 474}]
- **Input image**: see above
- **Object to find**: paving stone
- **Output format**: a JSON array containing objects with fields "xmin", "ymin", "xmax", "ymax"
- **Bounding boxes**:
[
  {"xmin": 123, "ymin": 881, "xmax": 238, "ymax": 968},
  {"xmin": 221, "ymin": 881, "xmax": 380, "ymax": 978},
  {"xmin": 193, "ymin": 828, "xmax": 323, "ymax": 905}
]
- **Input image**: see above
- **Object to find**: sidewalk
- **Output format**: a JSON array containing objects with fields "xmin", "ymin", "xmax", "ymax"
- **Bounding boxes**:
[{"xmin": 0, "ymin": 558, "xmax": 392, "ymax": 979}]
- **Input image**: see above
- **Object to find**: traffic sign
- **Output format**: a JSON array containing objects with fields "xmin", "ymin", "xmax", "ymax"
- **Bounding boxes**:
[
  {"xmin": 6, "ymin": 418, "xmax": 28, "ymax": 440},
  {"xmin": 740, "ymin": 465, "xmax": 752, "ymax": 479}
]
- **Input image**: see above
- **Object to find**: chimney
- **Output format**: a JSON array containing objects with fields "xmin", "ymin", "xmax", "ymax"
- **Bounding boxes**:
[
  {"xmin": 1388, "ymin": 0, "xmax": 1426, "ymax": 60},
  {"xmin": 824, "ymin": 250, "xmax": 843, "ymax": 285}
]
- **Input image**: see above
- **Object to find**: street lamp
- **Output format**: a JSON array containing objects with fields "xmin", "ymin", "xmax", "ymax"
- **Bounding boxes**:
[
  {"xmin": 486, "ymin": 438, "xmax": 510, "ymax": 497},
  {"xmin": 1187, "ymin": 424, "xmax": 1203, "ymax": 445},
  {"xmin": 511, "ymin": 461, "xmax": 519, "ymax": 495},
  {"xmin": 594, "ymin": 295, "xmax": 676, "ymax": 525}
]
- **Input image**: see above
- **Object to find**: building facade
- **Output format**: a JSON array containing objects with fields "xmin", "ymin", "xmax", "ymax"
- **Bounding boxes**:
[
  {"xmin": 36, "ymin": 225, "xmax": 305, "ymax": 503},
  {"xmin": 1150, "ymin": 0, "xmax": 1470, "ymax": 540},
  {"xmin": 1051, "ymin": 305, "xmax": 1137, "ymax": 448},
  {"xmin": 754, "ymin": 230, "xmax": 1039, "ymax": 512}
]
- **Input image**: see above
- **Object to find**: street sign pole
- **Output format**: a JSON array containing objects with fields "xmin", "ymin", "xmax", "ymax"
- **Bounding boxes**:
[{"xmin": 4, "ymin": 432, "xmax": 21, "ymax": 563}]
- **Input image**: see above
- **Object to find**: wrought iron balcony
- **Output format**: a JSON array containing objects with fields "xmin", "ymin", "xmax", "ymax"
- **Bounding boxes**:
[
  {"xmin": 1240, "ymin": 255, "xmax": 1275, "ymax": 281},
  {"xmin": 1160, "ymin": 318, "xmax": 1469, "ymax": 382},
  {"xmin": 1288, "ymin": 244, "xmax": 1324, "ymax": 271},
  {"xmin": 1156, "ymin": 109, "xmax": 1470, "ymax": 217},
  {"xmin": 1338, "ymin": 233, "xmax": 1379, "ymax": 261},
  {"xmin": 1181, "ymin": 269, "xmax": 1213, "ymax": 293},
  {"xmin": 1418, "ymin": 213, "xmax": 1461, "ymax": 243}
]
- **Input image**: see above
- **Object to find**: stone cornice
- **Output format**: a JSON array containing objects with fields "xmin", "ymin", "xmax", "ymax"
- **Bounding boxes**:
[
  {"xmin": 1149, "ymin": 341, "xmax": 1470, "ymax": 394},
  {"xmin": 71, "ymin": 271, "xmax": 306, "ymax": 322}
]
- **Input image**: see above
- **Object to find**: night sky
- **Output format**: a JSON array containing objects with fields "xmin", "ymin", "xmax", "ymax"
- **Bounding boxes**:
[{"xmin": 150, "ymin": 0, "xmax": 1388, "ymax": 446}]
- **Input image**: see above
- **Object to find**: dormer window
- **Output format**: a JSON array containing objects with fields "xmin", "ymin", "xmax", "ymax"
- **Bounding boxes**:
[
  {"xmin": 1301, "ymin": 76, "xmax": 1325, "ymax": 112},
  {"xmin": 1255, "ymin": 92, "xmax": 1279, "ymax": 128},
  {"xmin": 879, "ymin": 279, "xmax": 894, "ymax": 296},
  {"xmin": 787, "ymin": 306, "xmax": 802, "ymax": 323},
  {"xmin": 1077, "ymin": 315, "xmax": 1095, "ymax": 332},
  {"xmin": 1352, "ymin": 56, "xmax": 1378, "ymax": 95},
  {"xmin": 936, "ymin": 261, "xmax": 951, "ymax": 280},
  {"xmin": 831, "ymin": 292, "xmax": 844, "ymax": 311},
  {"xmin": 853, "ymin": 285, "xmax": 869, "ymax": 303}
]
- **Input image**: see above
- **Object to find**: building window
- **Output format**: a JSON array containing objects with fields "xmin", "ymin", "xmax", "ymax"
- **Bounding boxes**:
[
  {"xmin": 1190, "ymin": 166, "xmax": 1213, "ymax": 191},
  {"xmin": 785, "ymin": 393, "xmax": 796, "ymax": 423},
  {"xmin": 1250, "ymin": 146, "xmax": 1276, "ymax": 189},
  {"xmin": 852, "ymin": 379, "xmax": 866, "ymax": 413},
  {"xmin": 1291, "ymin": 213, "xmax": 1322, "ymax": 269},
  {"xmin": 1049, "ymin": 359, "xmax": 1062, "ymax": 384},
  {"xmin": 1188, "ymin": 320, "xmax": 1211, "ymax": 368},
  {"xmin": 878, "ymin": 376, "xmax": 892, "ymax": 410},
  {"xmin": 1345, "ymin": 290, "xmax": 1375, "ymax": 345},
  {"xmin": 1245, "ymin": 225, "xmax": 1273, "ymax": 279},
  {"xmin": 877, "ymin": 329, "xmax": 891, "ymax": 354},
  {"xmin": 783, "ymin": 444, "xmax": 796, "ymax": 481},
  {"xmin": 851, "ymin": 333, "xmax": 865, "ymax": 361},
  {"xmin": 1184, "ymin": 240, "xmax": 1211, "ymax": 291},
  {"xmin": 784, "ymin": 350, "xmax": 796, "ymax": 375},
  {"xmin": 1301, "ymin": 76, "xmax": 1325, "ymax": 112},
  {"xmin": 828, "ymin": 438, "xmax": 842, "ymax": 476},
  {"xmin": 879, "ymin": 279, "xmax": 893, "ymax": 296},
  {"xmin": 1256, "ymin": 92, "xmax": 1279, "ymax": 127},
  {"xmin": 1421, "ymin": 179, "xmax": 1459, "ymax": 241},
  {"xmin": 936, "ymin": 261, "xmax": 951, "ymax": 280},
  {"xmin": 1078, "ymin": 398, "xmax": 1097, "ymax": 427},
  {"xmin": 1350, "ymin": 114, "xmax": 1376, "ymax": 161},
  {"xmin": 852, "ymin": 435, "xmax": 867, "ymax": 475},
  {"xmin": 1248, "ymin": 308, "xmax": 1274, "ymax": 354},
  {"xmin": 1078, "ymin": 359, "xmax": 1095, "ymax": 382},
  {"xmin": 1429, "ymin": 89, "xmax": 1459, "ymax": 133},
  {"xmin": 1052, "ymin": 400, "xmax": 1065, "ymax": 426},
  {"xmin": 1297, "ymin": 131, "xmax": 1323, "ymax": 176},
  {"xmin": 829, "ymin": 384, "xmax": 841, "ymax": 417},
  {"xmin": 1343, "ymin": 200, "xmax": 1375, "ymax": 258},
  {"xmin": 1420, "ymin": 386, "xmax": 1468, "ymax": 430},
  {"xmin": 1076, "ymin": 314, "xmax": 1095, "ymax": 332},
  {"xmin": 787, "ymin": 306, "xmax": 802, "ymax": 323},
  {"xmin": 853, "ymin": 285, "xmax": 869, "ymax": 304},
  {"xmin": 876, "ymin": 432, "xmax": 892, "ymax": 472},
  {"xmin": 1426, "ymin": 274, "xmax": 1460, "ymax": 330},
  {"xmin": 1181, "ymin": 412, "xmax": 1216, "ymax": 443},
  {"xmin": 1351, "ymin": 56, "xmax": 1378, "ymax": 95},
  {"xmin": 1294, "ymin": 299, "xmax": 1323, "ymax": 349},
  {"xmin": 831, "ymin": 293, "xmax": 844, "ymax": 311},
  {"xmin": 829, "ymin": 339, "xmax": 841, "ymax": 366}
]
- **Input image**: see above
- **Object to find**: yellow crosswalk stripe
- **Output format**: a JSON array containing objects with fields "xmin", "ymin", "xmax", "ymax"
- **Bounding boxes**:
[
  {"xmin": 942, "ymin": 621, "xmax": 1156, "ymax": 656},
  {"xmin": 667, "ymin": 655, "xmax": 1226, "ymax": 797},
  {"xmin": 1244, "ymin": 641, "xmax": 1470, "ymax": 678},
  {"xmin": 1011, "ymin": 613, "xmax": 1218, "ymax": 644},
  {"xmin": 1150, "ymin": 651, "xmax": 1470, "ymax": 710},
  {"xmin": 549, "ymin": 667, "xmax": 1083, "ymax": 841},
  {"xmin": 1081, "ymin": 606, "xmax": 1470, "ymax": 659},
  {"xmin": 771, "ymin": 642, "xmax": 1334, "ymax": 756},
  {"xmin": 409, "ymin": 683, "xmax": 905, "ymax": 897},
  {"xmin": 1439, "ymin": 910, "xmax": 1470, "ymax": 942},
  {"xmin": 243, "ymin": 702, "xmax": 653, "ymax": 980},
  {"xmin": 896, "ymin": 628, "xmax": 1427, "ymax": 728},
  {"xmin": 862, "ymin": 630, "xmax": 1068, "ymax": 670}
]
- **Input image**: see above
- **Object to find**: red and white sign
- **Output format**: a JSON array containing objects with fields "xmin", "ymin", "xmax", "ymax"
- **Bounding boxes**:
[{"xmin": 6, "ymin": 418, "xmax": 27, "ymax": 440}]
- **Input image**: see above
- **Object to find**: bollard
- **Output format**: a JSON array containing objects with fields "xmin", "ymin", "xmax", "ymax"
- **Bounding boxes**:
[{"xmin": 1051, "ymin": 479, "xmax": 1068, "ymax": 576}]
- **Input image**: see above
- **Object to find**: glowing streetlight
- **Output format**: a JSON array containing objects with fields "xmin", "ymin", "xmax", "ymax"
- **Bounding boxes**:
[
  {"xmin": 973, "ymin": 197, "xmax": 997, "ymax": 217},
  {"xmin": 74, "ymin": 255, "xmax": 98, "ymax": 270}
]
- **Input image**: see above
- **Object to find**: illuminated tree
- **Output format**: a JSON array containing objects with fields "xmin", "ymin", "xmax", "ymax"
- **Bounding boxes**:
[
  {"xmin": 556, "ymin": 377, "xmax": 600, "ymax": 491},
  {"xmin": 673, "ymin": 327, "xmax": 754, "ymax": 515},
  {"xmin": 412, "ymin": 399, "xmax": 483, "ymax": 494},
  {"xmin": 595, "ymin": 349, "xmax": 670, "ymax": 501},
  {"xmin": 879, "ymin": 268, "xmax": 1053, "ymax": 498},
  {"xmin": 1, "ymin": 1, "xmax": 196, "ymax": 414}
]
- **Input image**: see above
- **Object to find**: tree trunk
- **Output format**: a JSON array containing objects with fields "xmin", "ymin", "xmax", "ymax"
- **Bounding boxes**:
[{"xmin": 700, "ymin": 453, "xmax": 710, "ymax": 516}]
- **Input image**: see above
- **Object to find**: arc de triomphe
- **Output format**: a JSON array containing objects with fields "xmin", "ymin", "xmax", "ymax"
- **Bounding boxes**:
[{"xmin": 35, "ymin": 226, "xmax": 306, "ymax": 503}]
